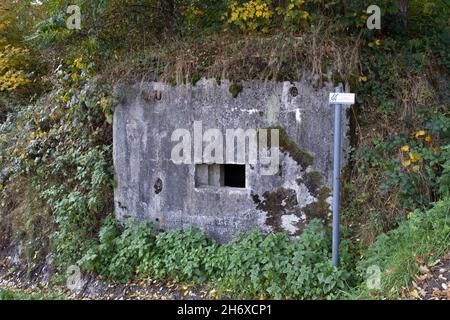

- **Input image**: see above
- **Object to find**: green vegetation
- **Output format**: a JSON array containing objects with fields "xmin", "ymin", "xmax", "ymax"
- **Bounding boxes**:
[
  {"xmin": 352, "ymin": 198, "xmax": 450, "ymax": 299},
  {"xmin": 0, "ymin": 0, "xmax": 448, "ymax": 299},
  {"xmin": 80, "ymin": 218, "xmax": 355, "ymax": 299},
  {"xmin": 0, "ymin": 288, "xmax": 64, "ymax": 300},
  {"xmin": 78, "ymin": 198, "xmax": 449, "ymax": 299}
]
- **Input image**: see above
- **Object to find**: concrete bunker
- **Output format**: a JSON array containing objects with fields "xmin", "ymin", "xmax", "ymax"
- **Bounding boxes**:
[{"xmin": 113, "ymin": 79, "xmax": 349, "ymax": 242}]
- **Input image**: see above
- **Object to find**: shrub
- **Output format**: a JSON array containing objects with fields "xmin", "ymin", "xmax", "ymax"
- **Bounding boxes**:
[
  {"xmin": 82, "ymin": 218, "xmax": 355, "ymax": 299},
  {"xmin": 0, "ymin": 45, "xmax": 31, "ymax": 92},
  {"xmin": 0, "ymin": 53, "xmax": 115, "ymax": 272},
  {"xmin": 227, "ymin": 0, "xmax": 273, "ymax": 33},
  {"xmin": 81, "ymin": 217, "xmax": 155, "ymax": 282},
  {"xmin": 280, "ymin": 0, "xmax": 310, "ymax": 29},
  {"xmin": 148, "ymin": 226, "xmax": 218, "ymax": 283},
  {"xmin": 217, "ymin": 220, "xmax": 354, "ymax": 299},
  {"xmin": 381, "ymin": 110, "xmax": 450, "ymax": 211}
]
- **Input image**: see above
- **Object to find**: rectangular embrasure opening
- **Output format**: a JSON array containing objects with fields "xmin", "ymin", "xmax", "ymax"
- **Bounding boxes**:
[{"xmin": 195, "ymin": 164, "xmax": 245, "ymax": 188}]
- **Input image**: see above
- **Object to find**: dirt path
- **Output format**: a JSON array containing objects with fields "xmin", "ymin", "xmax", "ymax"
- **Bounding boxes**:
[
  {"xmin": 406, "ymin": 252, "xmax": 450, "ymax": 300},
  {"xmin": 0, "ymin": 255, "xmax": 212, "ymax": 300}
]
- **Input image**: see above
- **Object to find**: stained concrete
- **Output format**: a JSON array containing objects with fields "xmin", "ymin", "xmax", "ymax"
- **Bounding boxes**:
[{"xmin": 113, "ymin": 79, "xmax": 349, "ymax": 242}]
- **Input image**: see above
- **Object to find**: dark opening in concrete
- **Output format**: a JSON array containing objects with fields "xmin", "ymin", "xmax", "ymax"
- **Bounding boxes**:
[
  {"xmin": 289, "ymin": 86, "xmax": 298, "ymax": 97},
  {"xmin": 224, "ymin": 164, "xmax": 245, "ymax": 188},
  {"xmin": 194, "ymin": 164, "xmax": 245, "ymax": 188}
]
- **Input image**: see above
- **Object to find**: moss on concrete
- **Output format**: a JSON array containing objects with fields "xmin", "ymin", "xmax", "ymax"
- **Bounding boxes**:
[
  {"xmin": 229, "ymin": 83, "xmax": 243, "ymax": 98},
  {"xmin": 297, "ymin": 171, "xmax": 323, "ymax": 198},
  {"xmin": 264, "ymin": 126, "xmax": 314, "ymax": 168},
  {"xmin": 253, "ymin": 188, "xmax": 299, "ymax": 233},
  {"xmin": 301, "ymin": 186, "xmax": 331, "ymax": 222}
]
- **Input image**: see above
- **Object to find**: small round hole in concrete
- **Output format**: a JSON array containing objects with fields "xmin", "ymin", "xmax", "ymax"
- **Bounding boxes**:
[
  {"xmin": 154, "ymin": 90, "xmax": 162, "ymax": 101},
  {"xmin": 154, "ymin": 178, "xmax": 163, "ymax": 194},
  {"xmin": 289, "ymin": 86, "xmax": 298, "ymax": 97}
]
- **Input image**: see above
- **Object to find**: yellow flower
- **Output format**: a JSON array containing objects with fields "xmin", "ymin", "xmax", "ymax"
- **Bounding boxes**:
[
  {"xmin": 402, "ymin": 159, "xmax": 411, "ymax": 167},
  {"xmin": 424, "ymin": 134, "xmax": 432, "ymax": 142},
  {"xmin": 415, "ymin": 130, "xmax": 426, "ymax": 139},
  {"xmin": 358, "ymin": 75, "xmax": 367, "ymax": 82},
  {"xmin": 401, "ymin": 145, "xmax": 409, "ymax": 152},
  {"xmin": 412, "ymin": 165, "xmax": 420, "ymax": 172},
  {"xmin": 375, "ymin": 39, "xmax": 382, "ymax": 46},
  {"xmin": 409, "ymin": 152, "xmax": 420, "ymax": 163}
]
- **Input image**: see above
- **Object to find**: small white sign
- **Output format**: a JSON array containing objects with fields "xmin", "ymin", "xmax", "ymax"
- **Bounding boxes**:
[{"xmin": 329, "ymin": 93, "xmax": 355, "ymax": 105}]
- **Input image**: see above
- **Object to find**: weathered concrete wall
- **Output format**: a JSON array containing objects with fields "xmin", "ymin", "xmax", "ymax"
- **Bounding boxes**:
[{"xmin": 113, "ymin": 79, "xmax": 349, "ymax": 242}]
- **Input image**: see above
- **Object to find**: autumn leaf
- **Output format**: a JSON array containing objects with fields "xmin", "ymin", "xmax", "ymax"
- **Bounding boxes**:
[
  {"xmin": 419, "ymin": 265, "xmax": 430, "ymax": 274},
  {"xmin": 415, "ymin": 130, "xmax": 426, "ymax": 139},
  {"xmin": 410, "ymin": 289, "xmax": 420, "ymax": 299},
  {"xmin": 409, "ymin": 153, "xmax": 420, "ymax": 163},
  {"xmin": 358, "ymin": 75, "xmax": 367, "ymax": 82}
]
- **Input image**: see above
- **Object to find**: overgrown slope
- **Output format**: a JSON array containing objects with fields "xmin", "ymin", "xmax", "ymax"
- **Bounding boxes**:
[{"xmin": 0, "ymin": 0, "xmax": 449, "ymax": 299}]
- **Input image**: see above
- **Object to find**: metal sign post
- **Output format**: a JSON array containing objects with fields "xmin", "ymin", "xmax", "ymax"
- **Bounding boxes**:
[{"xmin": 329, "ymin": 87, "xmax": 355, "ymax": 267}]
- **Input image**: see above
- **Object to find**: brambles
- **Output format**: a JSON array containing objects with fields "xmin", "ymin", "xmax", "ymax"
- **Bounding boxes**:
[{"xmin": 381, "ymin": 110, "xmax": 450, "ymax": 211}]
